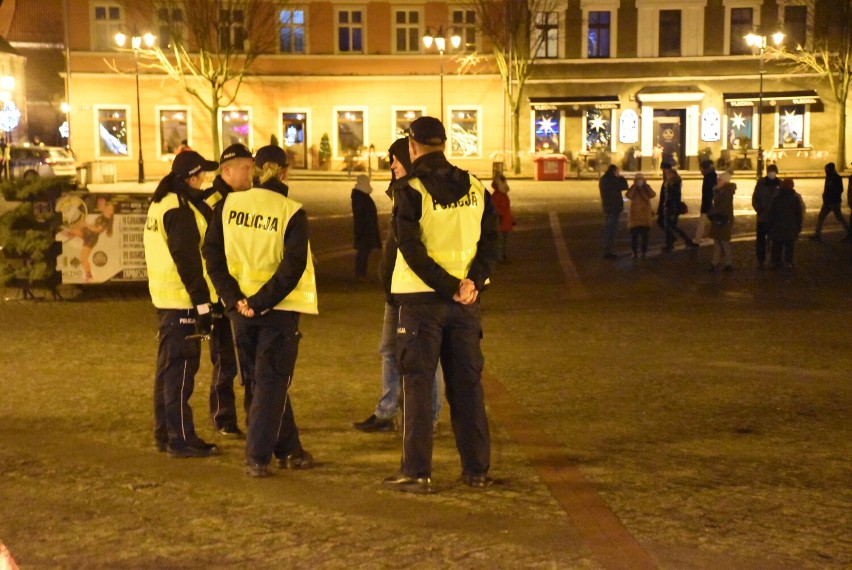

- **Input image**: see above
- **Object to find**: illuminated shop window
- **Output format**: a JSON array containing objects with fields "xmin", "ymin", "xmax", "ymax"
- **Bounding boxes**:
[
  {"xmin": 96, "ymin": 107, "xmax": 129, "ymax": 157},
  {"xmin": 584, "ymin": 109, "xmax": 611, "ymax": 151},
  {"xmin": 726, "ymin": 105, "xmax": 753, "ymax": 150},
  {"xmin": 449, "ymin": 109, "xmax": 480, "ymax": 158},
  {"xmin": 282, "ymin": 112, "xmax": 307, "ymax": 169},
  {"xmin": 395, "ymin": 109, "xmax": 422, "ymax": 138},
  {"xmin": 220, "ymin": 109, "xmax": 251, "ymax": 149},
  {"xmin": 159, "ymin": 109, "xmax": 188, "ymax": 156},
  {"xmin": 337, "ymin": 110, "xmax": 364, "ymax": 155},
  {"xmin": 777, "ymin": 104, "xmax": 805, "ymax": 148},
  {"xmin": 534, "ymin": 110, "xmax": 560, "ymax": 153}
]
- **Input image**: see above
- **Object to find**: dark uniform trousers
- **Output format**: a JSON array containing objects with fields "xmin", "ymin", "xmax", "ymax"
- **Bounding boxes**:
[
  {"xmin": 208, "ymin": 305, "xmax": 249, "ymax": 429},
  {"xmin": 234, "ymin": 310, "xmax": 303, "ymax": 466},
  {"xmin": 154, "ymin": 309, "xmax": 202, "ymax": 449},
  {"xmin": 396, "ymin": 301, "xmax": 490, "ymax": 478}
]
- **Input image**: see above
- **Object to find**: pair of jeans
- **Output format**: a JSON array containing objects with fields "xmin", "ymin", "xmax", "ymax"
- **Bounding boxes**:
[
  {"xmin": 396, "ymin": 301, "xmax": 490, "ymax": 479},
  {"xmin": 602, "ymin": 212, "xmax": 620, "ymax": 255},
  {"xmin": 375, "ymin": 303, "xmax": 442, "ymax": 425}
]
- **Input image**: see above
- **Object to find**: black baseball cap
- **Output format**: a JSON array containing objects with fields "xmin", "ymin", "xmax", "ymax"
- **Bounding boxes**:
[
  {"xmin": 220, "ymin": 143, "xmax": 253, "ymax": 164},
  {"xmin": 171, "ymin": 150, "xmax": 218, "ymax": 179},
  {"xmin": 254, "ymin": 145, "xmax": 289, "ymax": 168},
  {"xmin": 408, "ymin": 116, "xmax": 447, "ymax": 145}
]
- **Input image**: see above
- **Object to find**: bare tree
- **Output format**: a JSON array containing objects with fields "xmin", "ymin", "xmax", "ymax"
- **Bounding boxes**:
[
  {"xmin": 767, "ymin": 0, "xmax": 852, "ymax": 167},
  {"xmin": 467, "ymin": 0, "xmax": 559, "ymax": 174},
  {"xmin": 117, "ymin": 0, "xmax": 283, "ymax": 157}
]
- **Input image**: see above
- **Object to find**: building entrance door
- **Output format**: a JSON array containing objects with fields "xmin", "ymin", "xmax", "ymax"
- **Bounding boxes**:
[
  {"xmin": 653, "ymin": 109, "xmax": 686, "ymax": 169},
  {"xmin": 282, "ymin": 112, "xmax": 308, "ymax": 169}
]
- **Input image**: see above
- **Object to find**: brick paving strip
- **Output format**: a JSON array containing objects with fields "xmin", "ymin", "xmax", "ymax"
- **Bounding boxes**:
[{"xmin": 483, "ymin": 371, "xmax": 658, "ymax": 570}]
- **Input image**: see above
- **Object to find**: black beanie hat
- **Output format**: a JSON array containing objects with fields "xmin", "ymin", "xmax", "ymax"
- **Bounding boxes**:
[{"xmin": 387, "ymin": 137, "xmax": 412, "ymax": 173}]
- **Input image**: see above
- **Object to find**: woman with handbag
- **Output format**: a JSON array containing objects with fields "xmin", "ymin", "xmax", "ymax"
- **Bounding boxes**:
[{"xmin": 707, "ymin": 170, "xmax": 736, "ymax": 271}]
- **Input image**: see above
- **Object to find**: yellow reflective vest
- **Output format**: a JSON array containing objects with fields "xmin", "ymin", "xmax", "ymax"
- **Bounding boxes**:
[
  {"xmin": 221, "ymin": 188, "xmax": 318, "ymax": 315},
  {"xmin": 144, "ymin": 192, "xmax": 217, "ymax": 309},
  {"xmin": 391, "ymin": 176, "xmax": 484, "ymax": 294}
]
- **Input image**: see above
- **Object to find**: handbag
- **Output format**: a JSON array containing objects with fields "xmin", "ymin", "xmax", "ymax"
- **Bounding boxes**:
[{"xmin": 679, "ymin": 201, "xmax": 688, "ymax": 215}]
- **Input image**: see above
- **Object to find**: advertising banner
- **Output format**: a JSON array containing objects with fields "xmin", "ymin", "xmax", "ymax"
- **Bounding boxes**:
[{"xmin": 55, "ymin": 192, "xmax": 148, "ymax": 284}]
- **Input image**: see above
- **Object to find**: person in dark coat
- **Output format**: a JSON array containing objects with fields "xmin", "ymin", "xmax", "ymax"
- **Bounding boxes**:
[
  {"xmin": 599, "ymin": 164, "xmax": 628, "ymax": 259},
  {"xmin": 693, "ymin": 160, "xmax": 717, "ymax": 243},
  {"xmin": 351, "ymin": 174, "xmax": 381, "ymax": 280},
  {"xmin": 811, "ymin": 162, "xmax": 851, "ymax": 242},
  {"xmin": 767, "ymin": 177, "xmax": 803, "ymax": 269},
  {"xmin": 658, "ymin": 162, "xmax": 698, "ymax": 251},
  {"xmin": 751, "ymin": 164, "xmax": 781, "ymax": 268}
]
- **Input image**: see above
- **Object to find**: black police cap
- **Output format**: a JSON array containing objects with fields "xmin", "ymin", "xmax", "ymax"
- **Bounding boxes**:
[
  {"xmin": 220, "ymin": 143, "xmax": 253, "ymax": 164},
  {"xmin": 171, "ymin": 150, "xmax": 218, "ymax": 179},
  {"xmin": 254, "ymin": 145, "xmax": 289, "ymax": 169},
  {"xmin": 408, "ymin": 116, "xmax": 447, "ymax": 145}
]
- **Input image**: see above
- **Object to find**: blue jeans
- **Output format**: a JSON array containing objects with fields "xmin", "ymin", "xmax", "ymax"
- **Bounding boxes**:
[
  {"xmin": 602, "ymin": 212, "xmax": 620, "ymax": 254},
  {"xmin": 375, "ymin": 303, "xmax": 443, "ymax": 425}
]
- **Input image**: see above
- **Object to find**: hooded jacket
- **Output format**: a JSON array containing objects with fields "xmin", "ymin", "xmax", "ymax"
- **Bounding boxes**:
[{"xmin": 390, "ymin": 151, "xmax": 500, "ymax": 303}]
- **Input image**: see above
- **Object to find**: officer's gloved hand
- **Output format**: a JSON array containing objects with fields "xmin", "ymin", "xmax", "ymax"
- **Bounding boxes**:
[{"xmin": 195, "ymin": 303, "xmax": 213, "ymax": 336}]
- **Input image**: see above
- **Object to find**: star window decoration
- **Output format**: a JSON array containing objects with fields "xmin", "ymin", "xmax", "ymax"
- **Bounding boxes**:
[
  {"xmin": 536, "ymin": 116, "xmax": 557, "ymax": 135},
  {"xmin": 730, "ymin": 112, "xmax": 746, "ymax": 130},
  {"xmin": 589, "ymin": 115, "xmax": 607, "ymax": 132}
]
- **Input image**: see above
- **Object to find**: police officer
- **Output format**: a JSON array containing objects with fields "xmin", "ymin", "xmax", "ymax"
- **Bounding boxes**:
[
  {"xmin": 144, "ymin": 150, "xmax": 220, "ymax": 458},
  {"xmin": 201, "ymin": 143, "xmax": 254, "ymax": 439},
  {"xmin": 202, "ymin": 145, "xmax": 316, "ymax": 478},
  {"xmin": 383, "ymin": 116, "xmax": 501, "ymax": 493}
]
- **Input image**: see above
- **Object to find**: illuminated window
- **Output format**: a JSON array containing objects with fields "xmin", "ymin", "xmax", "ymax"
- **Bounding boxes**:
[
  {"xmin": 158, "ymin": 108, "xmax": 189, "ymax": 156},
  {"xmin": 337, "ymin": 110, "xmax": 365, "ymax": 156},
  {"xmin": 588, "ymin": 11, "xmax": 610, "ymax": 58},
  {"xmin": 338, "ymin": 10, "xmax": 364, "ymax": 53},
  {"xmin": 92, "ymin": 4, "xmax": 123, "ymax": 51},
  {"xmin": 451, "ymin": 10, "xmax": 476, "ymax": 52},
  {"xmin": 726, "ymin": 104, "xmax": 753, "ymax": 150},
  {"xmin": 535, "ymin": 12, "xmax": 558, "ymax": 58},
  {"xmin": 220, "ymin": 108, "xmax": 251, "ymax": 150},
  {"xmin": 394, "ymin": 10, "xmax": 420, "ymax": 53},
  {"xmin": 394, "ymin": 109, "xmax": 423, "ymax": 139},
  {"xmin": 96, "ymin": 107, "xmax": 129, "ymax": 158},
  {"xmin": 279, "ymin": 9, "xmax": 306, "ymax": 53},
  {"xmin": 584, "ymin": 109, "xmax": 611, "ymax": 151},
  {"xmin": 534, "ymin": 110, "xmax": 561, "ymax": 153},
  {"xmin": 282, "ymin": 112, "xmax": 308, "ymax": 169},
  {"xmin": 449, "ymin": 108, "xmax": 480, "ymax": 158},
  {"xmin": 777, "ymin": 104, "xmax": 805, "ymax": 148}
]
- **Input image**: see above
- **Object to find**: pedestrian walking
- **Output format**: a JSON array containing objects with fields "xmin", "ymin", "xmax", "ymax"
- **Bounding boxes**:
[
  {"xmin": 707, "ymin": 171, "xmax": 736, "ymax": 272},
  {"xmin": 811, "ymin": 162, "xmax": 851, "ymax": 242},
  {"xmin": 658, "ymin": 162, "xmax": 698, "ymax": 251},
  {"xmin": 201, "ymin": 143, "xmax": 255, "ymax": 439},
  {"xmin": 143, "ymin": 150, "xmax": 221, "ymax": 458},
  {"xmin": 767, "ymin": 178, "xmax": 803, "ymax": 269},
  {"xmin": 752, "ymin": 164, "xmax": 781, "ymax": 268},
  {"xmin": 384, "ymin": 116, "xmax": 501, "ymax": 493},
  {"xmin": 353, "ymin": 137, "xmax": 443, "ymax": 434},
  {"xmin": 202, "ymin": 144, "xmax": 317, "ymax": 478},
  {"xmin": 351, "ymin": 174, "xmax": 381, "ymax": 281},
  {"xmin": 490, "ymin": 173, "xmax": 515, "ymax": 262},
  {"xmin": 693, "ymin": 160, "xmax": 717, "ymax": 243},
  {"xmin": 625, "ymin": 173, "xmax": 656, "ymax": 259},
  {"xmin": 599, "ymin": 165, "xmax": 628, "ymax": 259}
]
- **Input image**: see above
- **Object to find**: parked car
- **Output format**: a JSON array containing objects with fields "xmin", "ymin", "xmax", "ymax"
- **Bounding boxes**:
[{"xmin": 7, "ymin": 145, "xmax": 77, "ymax": 180}]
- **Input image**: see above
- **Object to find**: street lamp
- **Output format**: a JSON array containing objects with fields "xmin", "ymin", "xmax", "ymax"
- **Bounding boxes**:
[
  {"xmin": 744, "ymin": 29, "xmax": 785, "ymax": 179},
  {"xmin": 115, "ymin": 29, "xmax": 156, "ymax": 183},
  {"xmin": 422, "ymin": 27, "xmax": 461, "ymax": 123}
]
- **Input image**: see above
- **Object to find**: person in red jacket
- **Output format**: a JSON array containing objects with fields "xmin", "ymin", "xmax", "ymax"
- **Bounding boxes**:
[{"xmin": 490, "ymin": 174, "xmax": 515, "ymax": 262}]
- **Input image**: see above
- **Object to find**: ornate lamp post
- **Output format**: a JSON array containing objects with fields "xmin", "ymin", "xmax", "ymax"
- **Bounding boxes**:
[
  {"xmin": 115, "ymin": 29, "xmax": 156, "ymax": 183},
  {"xmin": 422, "ymin": 27, "xmax": 461, "ymax": 123},
  {"xmin": 744, "ymin": 29, "xmax": 785, "ymax": 179}
]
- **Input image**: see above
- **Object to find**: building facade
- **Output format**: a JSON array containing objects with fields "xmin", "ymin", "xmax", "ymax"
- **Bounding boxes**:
[{"xmin": 3, "ymin": 0, "xmax": 851, "ymax": 180}]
